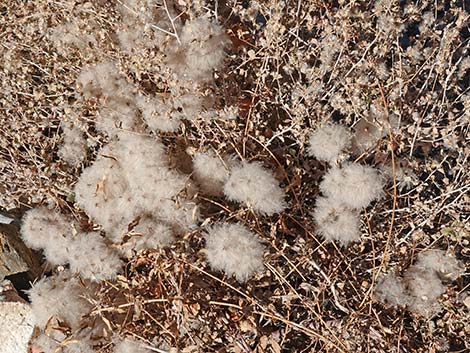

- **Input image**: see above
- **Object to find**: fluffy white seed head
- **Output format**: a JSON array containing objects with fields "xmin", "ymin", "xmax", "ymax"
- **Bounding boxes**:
[
  {"xmin": 205, "ymin": 223, "xmax": 264, "ymax": 282},
  {"xmin": 96, "ymin": 101, "xmax": 140, "ymax": 136},
  {"xmin": 374, "ymin": 273, "xmax": 408, "ymax": 307},
  {"xmin": 312, "ymin": 197, "xmax": 361, "ymax": 246},
  {"xmin": 307, "ymin": 123, "xmax": 351, "ymax": 163},
  {"xmin": 77, "ymin": 62, "xmax": 126, "ymax": 99},
  {"xmin": 414, "ymin": 249, "xmax": 464, "ymax": 281},
  {"xmin": 116, "ymin": 0, "xmax": 177, "ymax": 52},
  {"xmin": 166, "ymin": 17, "xmax": 228, "ymax": 82},
  {"xmin": 223, "ymin": 161, "xmax": 286, "ymax": 215},
  {"xmin": 403, "ymin": 267, "xmax": 445, "ymax": 318},
  {"xmin": 75, "ymin": 132, "xmax": 197, "ymax": 240},
  {"xmin": 32, "ymin": 332, "xmax": 64, "ymax": 353},
  {"xmin": 192, "ymin": 151, "xmax": 230, "ymax": 196},
  {"xmin": 41, "ymin": 240, "xmax": 74, "ymax": 267},
  {"xmin": 21, "ymin": 207, "xmax": 68, "ymax": 250},
  {"xmin": 68, "ymin": 232, "xmax": 123, "ymax": 282},
  {"xmin": 77, "ymin": 62, "xmax": 139, "ymax": 136},
  {"xmin": 117, "ymin": 27, "xmax": 145, "ymax": 53},
  {"xmin": 154, "ymin": 198, "xmax": 199, "ymax": 233},
  {"xmin": 112, "ymin": 133, "xmax": 187, "ymax": 213},
  {"xmin": 115, "ymin": 133, "xmax": 198, "ymax": 231},
  {"xmin": 21, "ymin": 208, "xmax": 123, "ymax": 279},
  {"xmin": 27, "ymin": 271, "xmax": 92, "ymax": 329},
  {"xmin": 20, "ymin": 207, "xmax": 74, "ymax": 265},
  {"xmin": 116, "ymin": 1, "xmax": 156, "ymax": 53},
  {"xmin": 320, "ymin": 163, "xmax": 384, "ymax": 209},
  {"xmin": 352, "ymin": 118, "xmax": 386, "ymax": 153},
  {"xmin": 375, "ymin": 249, "xmax": 463, "ymax": 318},
  {"xmin": 136, "ymin": 94, "xmax": 182, "ymax": 132},
  {"xmin": 114, "ymin": 337, "xmax": 151, "ymax": 353},
  {"xmin": 121, "ymin": 216, "xmax": 174, "ymax": 255},
  {"xmin": 48, "ymin": 21, "xmax": 97, "ymax": 56},
  {"xmin": 77, "ymin": 62, "xmax": 138, "ymax": 101},
  {"xmin": 58, "ymin": 121, "xmax": 87, "ymax": 165},
  {"xmin": 74, "ymin": 155, "xmax": 137, "ymax": 241},
  {"xmin": 170, "ymin": 85, "xmax": 207, "ymax": 121}
]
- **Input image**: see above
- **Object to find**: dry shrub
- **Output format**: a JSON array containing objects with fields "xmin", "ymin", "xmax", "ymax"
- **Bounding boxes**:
[{"xmin": 1, "ymin": 0, "xmax": 469, "ymax": 352}]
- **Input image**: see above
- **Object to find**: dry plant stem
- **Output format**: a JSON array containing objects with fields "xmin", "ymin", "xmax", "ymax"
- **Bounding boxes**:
[
  {"xmin": 142, "ymin": 345, "xmax": 169, "ymax": 353},
  {"xmin": 269, "ymin": 241, "xmax": 308, "ymax": 282},
  {"xmin": 242, "ymin": 57, "xmax": 266, "ymax": 156},
  {"xmin": 265, "ymin": 261, "xmax": 347, "ymax": 340},
  {"xmin": 91, "ymin": 298, "xmax": 172, "ymax": 315},
  {"xmin": 246, "ymin": 133, "xmax": 305, "ymax": 216},
  {"xmin": 251, "ymin": 310, "xmax": 348, "ymax": 353},
  {"xmin": 208, "ymin": 301, "xmax": 243, "ymax": 310},
  {"xmin": 189, "ymin": 259, "xmax": 348, "ymax": 352},
  {"xmin": 458, "ymin": 283, "xmax": 470, "ymax": 296},
  {"xmin": 185, "ymin": 261, "xmax": 252, "ymax": 300},
  {"xmin": 143, "ymin": 307, "xmax": 177, "ymax": 340},
  {"xmin": 397, "ymin": 320, "xmax": 404, "ymax": 353},
  {"xmin": 375, "ymin": 83, "xmax": 398, "ymax": 279},
  {"xmin": 212, "ymin": 120, "xmax": 244, "ymax": 160},
  {"xmin": 162, "ymin": 0, "xmax": 181, "ymax": 44},
  {"xmin": 197, "ymin": 195, "xmax": 233, "ymax": 213},
  {"xmin": 359, "ymin": 209, "xmax": 377, "ymax": 312},
  {"xmin": 126, "ymin": 331, "xmax": 170, "ymax": 353}
]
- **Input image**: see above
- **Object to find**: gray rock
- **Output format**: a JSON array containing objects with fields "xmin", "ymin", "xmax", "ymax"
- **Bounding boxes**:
[{"xmin": 0, "ymin": 223, "xmax": 41, "ymax": 281}]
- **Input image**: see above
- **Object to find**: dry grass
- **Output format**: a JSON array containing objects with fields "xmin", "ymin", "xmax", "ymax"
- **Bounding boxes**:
[{"xmin": 1, "ymin": 0, "xmax": 469, "ymax": 352}]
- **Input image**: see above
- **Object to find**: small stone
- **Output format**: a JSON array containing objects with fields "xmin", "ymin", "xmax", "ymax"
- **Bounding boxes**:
[{"xmin": 0, "ymin": 301, "xmax": 35, "ymax": 353}]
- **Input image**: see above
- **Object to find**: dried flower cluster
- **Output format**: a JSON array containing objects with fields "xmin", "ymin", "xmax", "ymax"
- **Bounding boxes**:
[
  {"xmin": 308, "ymin": 123, "xmax": 385, "ymax": 246},
  {"xmin": 193, "ymin": 151, "xmax": 286, "ymax": 215},
  {"xmin": 21, "ymin": 207, "xmax": 122, "ymax": 281},
  {"xmin": 223, "ymin": 161, "xmax": 286, "ymax": 215},
  {"xmin": 375, "ymin": 249, "xmax": 464, "ymax": 317},
  {"xmin": 204, "ymin": 222, "xmax": 265, "ymax": 282},
  {"xmin": 72, "ymin": 1, "xmax": 232, "ymax": 136},
  {"xmin": 307, "ymin": 123, "xmax": 351, "ymax": 163},
  {"xmin": 74, "ymin": 132, "xmax": 197, "ymax": 242}
]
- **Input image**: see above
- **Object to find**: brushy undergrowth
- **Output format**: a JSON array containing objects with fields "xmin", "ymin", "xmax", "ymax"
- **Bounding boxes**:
[{"xmin": 1, "ymin": 0, "xmax": 469, "ymax": 352}]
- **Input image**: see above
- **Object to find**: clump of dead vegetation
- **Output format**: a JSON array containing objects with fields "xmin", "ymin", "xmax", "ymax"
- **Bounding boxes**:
[{"xmin": 0, "ymin": 0, "xmax": 469, "ymax": 352}]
